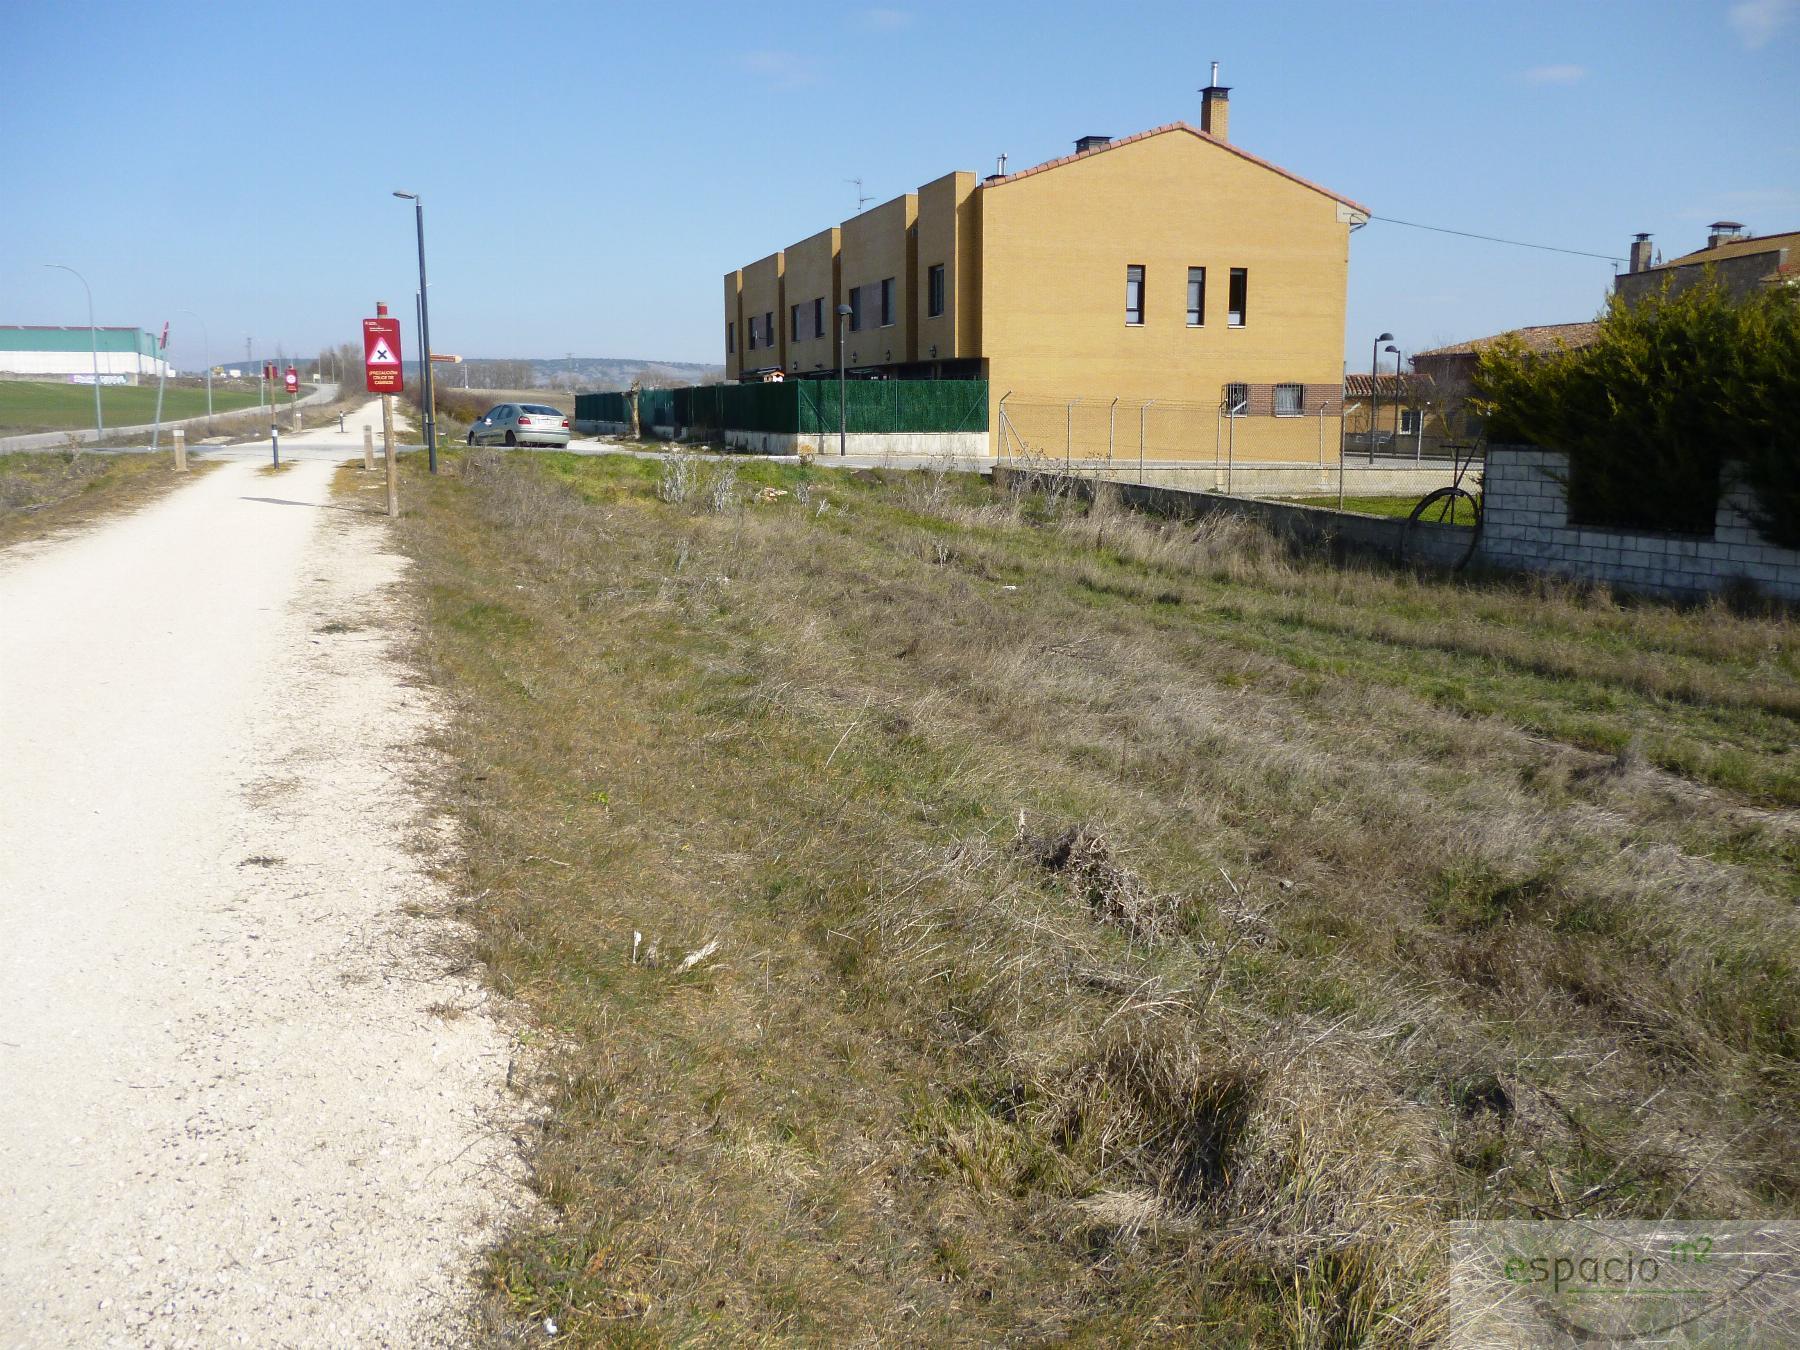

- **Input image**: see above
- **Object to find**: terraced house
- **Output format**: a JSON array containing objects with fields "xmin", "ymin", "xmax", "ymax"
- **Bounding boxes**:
[{"xmin": 721, "ymin": 74, "xmax": 1369, "ymax": 462}]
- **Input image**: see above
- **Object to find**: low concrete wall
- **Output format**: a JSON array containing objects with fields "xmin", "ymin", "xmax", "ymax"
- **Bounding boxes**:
[
  {"xmin": 1480, "ymin": 446, "xmax": 1800, "ymax": 602},
  {"xmin": 993, "ymin": 466, "xmax": 1473, "ymax": 569},
  {"xmin": 725, "ymin": 429, "xmax": 988, "ymax": 458}
]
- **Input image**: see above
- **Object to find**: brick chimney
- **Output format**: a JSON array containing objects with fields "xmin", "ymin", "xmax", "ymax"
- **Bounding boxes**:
[
  {"xmin": 1200, "ymin": 61, "xmax": 1230, "ymax": 141},
  {"xmin": 1629, "ymin": 233, "xmax": 1653, "ymax": 273}
]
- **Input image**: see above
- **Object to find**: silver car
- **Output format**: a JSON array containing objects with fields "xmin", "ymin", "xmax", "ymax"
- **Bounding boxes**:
[{"xmin": 466, "ymin": 402, "xmax": 571, "ymax": 448}]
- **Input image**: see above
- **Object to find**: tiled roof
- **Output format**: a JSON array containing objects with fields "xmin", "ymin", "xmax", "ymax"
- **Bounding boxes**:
[
  {"xmin": 980, "ymin": 122, "xmax": 1369, "ymax": 214},
  {"xmin": 1413, "ymin": 321, "xmax": 1600, "ymax": 359},
  {"xmin": 1659, "ymin": 229, "xmax": 1798, "ymax": 268},
  {"xmin": 1343, "ymin": 373, "xmax": 1421, "ymax": 398}
]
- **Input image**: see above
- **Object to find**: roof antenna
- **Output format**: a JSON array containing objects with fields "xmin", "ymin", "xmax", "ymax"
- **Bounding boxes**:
[
  {"xmin": 1210, "ymin": 60, "xmax": 1220, "ymax": 85},
  {"xmin": 997, "ymin": 152, "xmax": 1008, "ymax": 175},
  {"xmin": 846, "ymin": 177, "xmax": 873, "ymax": 212}
]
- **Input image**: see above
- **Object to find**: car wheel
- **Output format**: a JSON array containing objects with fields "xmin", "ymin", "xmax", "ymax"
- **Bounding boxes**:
[
  {"xmin": 505, "ymin": 431, "xmax": 517, "ymax": 447},
  {"xmin": 466, "ymin": 431, "xmax": 475, "ymax": 446}
]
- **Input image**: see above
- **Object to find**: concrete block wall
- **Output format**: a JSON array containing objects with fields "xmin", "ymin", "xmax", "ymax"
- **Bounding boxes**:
[{"xmin": 1478, "ymin": 446, "xmax": 1800, "ymax": 602}]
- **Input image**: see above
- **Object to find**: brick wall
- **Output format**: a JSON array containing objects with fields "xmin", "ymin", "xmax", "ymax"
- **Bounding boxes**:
[{"xmin": 1479, "ymin": 446, "xmax": 1800, "ymax": 601}]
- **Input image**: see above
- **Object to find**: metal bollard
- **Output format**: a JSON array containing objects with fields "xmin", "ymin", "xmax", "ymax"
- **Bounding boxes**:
[
  {"xmin": 339, "ymin": 412, "xmax": 346, "ymax": 433},
  {"xmin": 271, "ymin": 427, "xmax": 280, "ymax": 467}
]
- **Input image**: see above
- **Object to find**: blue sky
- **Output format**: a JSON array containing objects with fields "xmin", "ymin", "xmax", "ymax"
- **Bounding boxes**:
[{"xmin": 3, "ymin": 0, "xmax": 1796, "ymax": 373}]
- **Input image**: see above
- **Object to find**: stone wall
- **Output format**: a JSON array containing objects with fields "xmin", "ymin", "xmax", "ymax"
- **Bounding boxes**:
[{"xmin": 1479, "ymin": 445, "xmax": 1800, "ymax": 601}]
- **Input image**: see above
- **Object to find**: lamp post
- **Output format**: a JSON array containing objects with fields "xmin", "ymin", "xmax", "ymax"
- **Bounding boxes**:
[
  {"xmin": 835, "ymin": 302, "xmax": 853, "ymax": 457},
  {"xmin": 393, "ymin": 191, "xmax": 437, "ymax": 473},
  {"xmin": 1369, "ymin": 331, "xmax": 1394, "ymax": 463},
  {"xmin": 46, "ymin": 264, "xmax": 102, "ymax": 438},
  {"xmin": 181, "ymin": 308, "xmax": 212, "ymax": 433},
  {"xmin": 1386, "ymin": 344, "xmax": 1403, "ymax": 458}
]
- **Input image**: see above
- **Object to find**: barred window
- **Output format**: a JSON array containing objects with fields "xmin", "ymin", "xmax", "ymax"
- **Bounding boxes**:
[
  {"xmin": 1274, "ymin": 382, "xmax": 1304, "ymax": 416},
  {"xmin": 1225, "ymin": 381, "xmax": 1249, "ymax": 415}
]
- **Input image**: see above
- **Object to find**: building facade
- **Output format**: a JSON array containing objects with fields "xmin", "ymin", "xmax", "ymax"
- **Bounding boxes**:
[
  {"xmin": 0, "ymin": 326, "xmax": 173, "ymax": 384},
  {"xmin": 1615, "ymin": 223, "xmax": 1797, "ymax": 305},
  {"xmin": 719, "ymin": 83, "xmax": 1367, "ymax": 462}
]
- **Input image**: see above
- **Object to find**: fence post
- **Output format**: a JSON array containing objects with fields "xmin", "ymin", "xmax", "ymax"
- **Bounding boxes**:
[
  {"xmin": 1107, "ymin": 397, "xmax": 1118, "ymax": 473},
  {"xmin": 172, "ymin": 427, "xmax": 186, "ymax": 473},
  {"xmin": 383, "ymin": 394, "xmax": 398, "ymax": 518},
  {"xmin": 1066, "ymin": 401, "xmax": 1073, "ymax": 471},
  {"xmin": 1226, "ymin": 407, "xmax": 1235, "ymax": 496},
  {"xmin": 1139, "ymin": 401, "xmax": 1150, "ymax": 484},
  {"xmin": 363, "ymin": 423, "xmax": 374, "ymax": 471},
  {"xmin": 1318, "ymin": 407, "xmax": 1326, "ymax": 472}
]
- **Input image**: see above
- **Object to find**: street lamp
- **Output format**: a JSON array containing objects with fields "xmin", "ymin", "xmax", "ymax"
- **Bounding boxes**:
[
  {"xmin": 46, "ymin": 264, "xmax": 102, "ymax": 437},
  {"xmin": 181, "ymin": 308, "xmax": 212, "ymax": 433},
  {"xmin": 393, "ymin": 191, "xmax": 437, "ymax": 473},
  {"xmin": 1369, "ymin": 331, "xmax": 1394, "ymax": 463},
  {"xmin": 835, "ymin": 303, "xmax": 853, "ymax": 457}
]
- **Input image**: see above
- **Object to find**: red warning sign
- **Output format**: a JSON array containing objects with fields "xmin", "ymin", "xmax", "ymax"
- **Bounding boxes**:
[
  {"xmin": 363, "ymin": 316, "xmax": 404, "ymax": 394},
  {"xmin": 284, "ymin": 365, "xmax": 298, "ymax": 394}
]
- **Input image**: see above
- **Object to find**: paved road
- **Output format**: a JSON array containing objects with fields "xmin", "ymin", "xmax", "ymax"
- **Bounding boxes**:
[{"xmin": 0, "ymin": 410, "xmax": 524, "ymax": 1346}]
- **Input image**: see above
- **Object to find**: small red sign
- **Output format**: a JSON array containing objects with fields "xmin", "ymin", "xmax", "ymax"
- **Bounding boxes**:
[
  {"xmin": 363, "ymin": 317, "xmax": 404, "ymax": 395},
  {"xmin": 284, "ymin": 366, "xmax": 298, "ymax": 394}
]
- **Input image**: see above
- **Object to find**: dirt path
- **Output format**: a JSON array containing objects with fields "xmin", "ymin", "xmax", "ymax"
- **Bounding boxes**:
[{"xmin": 0, "ymin": 454, "xmax": 524, "ymax": 1346}]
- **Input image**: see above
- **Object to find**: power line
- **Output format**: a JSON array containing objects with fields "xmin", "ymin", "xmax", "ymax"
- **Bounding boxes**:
[{"xmin": 1368, "ymin": 214, "xmax": 1626, "ymax": 263}]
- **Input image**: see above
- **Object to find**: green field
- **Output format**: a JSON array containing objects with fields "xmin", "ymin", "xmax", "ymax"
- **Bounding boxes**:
[
  {"xmin": 1289, "ymin": 492, "xmax": 1480, "ymax": 526},
  {"xmin": 0, "ymin": 380, "xmax": 288, "ymax": 435}
]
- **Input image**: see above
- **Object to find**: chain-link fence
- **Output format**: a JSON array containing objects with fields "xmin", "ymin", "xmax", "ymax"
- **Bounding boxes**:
[{"xmin": 996, "ymin": 393, "xmax": 1478, "ymax": 500}]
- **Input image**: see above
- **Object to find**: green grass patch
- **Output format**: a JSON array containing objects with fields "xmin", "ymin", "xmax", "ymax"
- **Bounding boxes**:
[{"xmin": 0, "ymin": 380, "xmax": 290, "ymax": 434}]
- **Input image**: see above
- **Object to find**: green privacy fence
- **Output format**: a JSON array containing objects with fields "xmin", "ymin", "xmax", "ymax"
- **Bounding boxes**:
[{"xmin": 575, "ymin": 380, "xmax": 988, "ymax": 437}]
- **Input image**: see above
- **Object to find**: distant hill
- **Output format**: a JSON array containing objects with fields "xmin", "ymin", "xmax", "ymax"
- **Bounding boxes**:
[{"xmin": 428, "ymin": 355, "xmax": 724, "ymax": 392}]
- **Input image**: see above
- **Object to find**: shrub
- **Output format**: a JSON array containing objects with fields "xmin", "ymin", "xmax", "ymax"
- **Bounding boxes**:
[{"xmin": 1476, "ymin": 281, "xmax": 1800, "ymax": 543}]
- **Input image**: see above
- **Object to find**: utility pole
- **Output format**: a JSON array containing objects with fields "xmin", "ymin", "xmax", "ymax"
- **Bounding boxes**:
[{"xmin": 835, "ymin": 303, "xmax": 853, "ymax": 456}]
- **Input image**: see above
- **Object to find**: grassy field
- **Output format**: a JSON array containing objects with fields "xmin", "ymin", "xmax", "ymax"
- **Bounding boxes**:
[
  {"xmin": 1288, "ymin": 493, "xmax": 1481, "ymax": 527},
  {"xmin": 0, "ymin": 380, "xmax": 284, "ymax": 434},
  {"xmin": 387, "ymin": 451, "xmax": 1797, "ymax": 1344},
  {"xmin": 0, "ymin": 449, "xmax": 208, "ymax": 549}
]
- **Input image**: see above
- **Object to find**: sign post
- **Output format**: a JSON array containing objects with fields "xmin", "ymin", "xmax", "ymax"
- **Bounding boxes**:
[
  {"xmin": 150, "ymin": 321, "xmax": 170, "ymax": 454},
  {"xmin": 365, "ymin": 303, "xmax": 404, "ymax": 517}
]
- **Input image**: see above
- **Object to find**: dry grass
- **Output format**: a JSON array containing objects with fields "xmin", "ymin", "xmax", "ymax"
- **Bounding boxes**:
[
  {"xmin": 386, "ymin": 451, "xmax": 1798, "ymax": 1345},
  {"xmin": 0, "ymin": 448, "xmax": 212, "ymax": 550}
]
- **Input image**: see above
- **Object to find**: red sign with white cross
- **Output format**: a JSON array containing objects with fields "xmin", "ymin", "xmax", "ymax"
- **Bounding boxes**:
[
  {"xmin": 363, "ymin": 316, "xmax": 403, "ymax": 394},
  {"xmin": 284, "ymin": 366, "xmax": 298, "ymax": 394}
]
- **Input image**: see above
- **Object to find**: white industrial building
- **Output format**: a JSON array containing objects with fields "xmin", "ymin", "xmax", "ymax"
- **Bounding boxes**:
[{"xmin": 0, "ymin": 326, "xmax": 175, "ymax": 384}]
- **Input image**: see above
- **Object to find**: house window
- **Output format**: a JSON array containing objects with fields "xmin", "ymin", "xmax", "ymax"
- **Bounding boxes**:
[
  {"xmin": 880, "ymin": 277, "xmax": 895, "ymax": 327},
  {"xmin": 1225, "ymin": 382, "xmax": 1249, "ymax": 416},
  {"xmin": 747, "ymin": 319, "xmax": 757, "ymax": 351},
  {"xmin": 1228, "ymin": 268, "xmax": 1247, "ymax": 327},
  {"xmin": 763, "ymin": 312, "xmax": 774, "ymax": 347},
  {"xmin": 726, "ymin": 322, "xmax": 735, "ymax": 355},
  {"xmin": 1125, "ymin": 265, "xmax": 1145, "ymax": 324},
  {"xmin": 849, "ymin": 286, "xmax": 864, "ymax": 332},
  {"xmin": 1399, "ymin": 407, "xmax": 1419, "ymax": 435},
  {"xmin": 790, "ymin": 304, "xmax": 802, "ymax": 342},
  {"xmin": 927, "ymin": 264, "xmax": 945, "ymax": 318},
  {"xmin": 1187, "ymin": 267, "xmax": 1206, "ymax": 326},
  {"xmin": 1274, "ymin": 382, "xmax": 1303, "ymax": 416},
  {"xmin": 813, "ymin": 297, "xmax": 824, "ymax": 339}
]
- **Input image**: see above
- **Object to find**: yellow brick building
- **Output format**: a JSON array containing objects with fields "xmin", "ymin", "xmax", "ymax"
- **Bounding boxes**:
[{"xmin": 722, "ymin": 83, "xmax": 1367, "ymax": 462}]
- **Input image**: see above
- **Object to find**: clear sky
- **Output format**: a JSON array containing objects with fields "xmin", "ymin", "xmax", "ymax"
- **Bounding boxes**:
[{"xmin": 3, "ymin": 0, "xmax": 1795, "ymax": 374}]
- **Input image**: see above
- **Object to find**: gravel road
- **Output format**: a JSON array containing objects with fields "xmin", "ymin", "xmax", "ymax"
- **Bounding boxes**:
[{"xmin": 0, "ymin": 423, "xmax": 527, "ymax": 1346}]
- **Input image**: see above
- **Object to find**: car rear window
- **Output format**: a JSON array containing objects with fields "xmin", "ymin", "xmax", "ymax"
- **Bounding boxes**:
[{"xmin": 522, "ymin": 404, "xmax": 563, "ymax": 416}]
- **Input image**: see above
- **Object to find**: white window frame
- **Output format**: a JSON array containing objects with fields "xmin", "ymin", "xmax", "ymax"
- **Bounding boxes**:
[
  {"xmin": 1186, "ymin": 266, "xmax": 1205, "ymax": 327},
  {"xmin": 1228, "ymin": 267, "xmax": 1247, "ymax": 328},
  {"xmin": 1125, "ymin": 264, "xmax": 1145, "ymax": 326}
]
